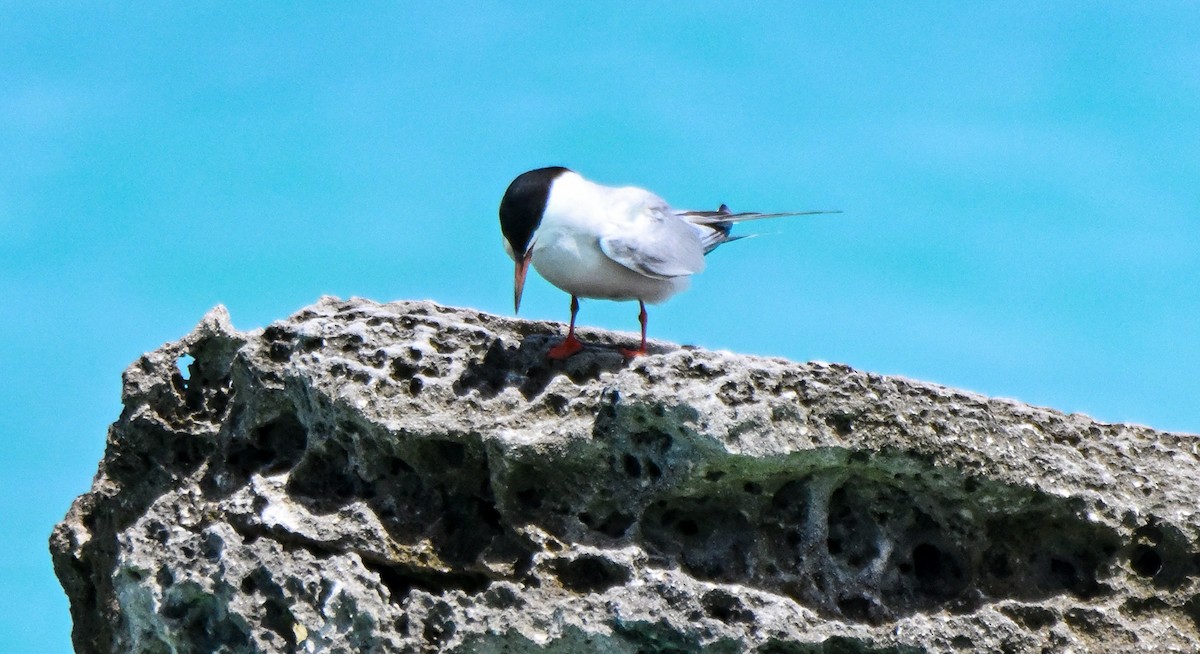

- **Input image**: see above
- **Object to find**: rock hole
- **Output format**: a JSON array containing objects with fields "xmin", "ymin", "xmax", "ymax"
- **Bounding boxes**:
[
  {"xmin": 262, "ymin": 325, "xmax": 295, "ymax": 343},
  {"xmin": 226, "ymin": 412, "xmax": 309, "ymax": 479},
  {"xmin": 770, "ymin": 479, "xmax": 810, "ymax": 520},
  {"xmin": 913, "ymin": 543, "xmax": 943, "ymax": 581},
  {"xmin": 286, "ymin": 442, "xmax": 361, "ymax": 507},
  {"xmin": 912, "ymin": 542, "xmax": 968, "ymax": 600},
  {"xmin": 255, "ymin": 413, "xmax": 308, "ymax": 473},
  {"xmin": 299, "ymin": 335, "xmax": 324, "ymax": 351},
  {"xmin": 364, "ymin": 560, "xmax": 489, "ymax": 602},
  {"xmin": 1049, "ymin": 558, "xmax": 1079, "ymax": 591},
  {"xmin": 645, "ymin": 461, "xmax": 663, "ymax": 480},
  {"xmin": 837, "ymin": 596, "xmax": 873, "ymax": 622},
  {"xmin": 475, "ymin": 497, "xmax": 504, "ymax": 531},
  {"xmin": 701, "ymin": 590, "xmax": 753, "ymax": 623},
  {"xmin": 597, "ymin": 512, "xmax": 635, "ymax": 539},
  {"xmin": 544, "ymin": 393, "xmax": 569, "ymax": 413},
  {"xmin": 622, "ymin": 454, "xmax": 642, "ymax": 478},
  {"xmin": 950, "ymin": 635, "xmax": 974, "ymax": 649},
  {"xmin": 390, "ymin": 360, "xmax": 418, "ymax": 380},
  {"xmin": 1135, "ymin": 524, "xmax": 1163, "ymax": 545},
  {"xmin": 1130, "ymin": 544, "xmax": 1162, "ymax": 578},
  {"xmin": 267, "ymin": 342, "xmax": 291, "ymax": 362},
  {"xmin": 176, "ymin": 354, "xmax": 195, "ymax": 383},
  {"xmin": 1000, "ymin": 605, "xmax": 1059, "ymax": 630},
  {"xmin": 261, "ymin": 597, "xmax": 297, "ymax": 650},
  {"xmin": 551, "ymin": 555, "xmax": 631, "ymax": 593},
  {"xmin": 825, "ymin": 485, "xmax": 880, "ymax": 569},
  {"xmin": 825, "ymin": 413, "xmax": 854, "ymax": 436}
]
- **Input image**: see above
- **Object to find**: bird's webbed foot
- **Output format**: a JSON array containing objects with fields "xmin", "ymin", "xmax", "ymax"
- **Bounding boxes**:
[
  {"xmin": 618, "ymin": 344, "xmax": 647, "ymax": 358},
  {"xmin": 546, "ymin": 334, "xmax": 584, "ymax": 359}
]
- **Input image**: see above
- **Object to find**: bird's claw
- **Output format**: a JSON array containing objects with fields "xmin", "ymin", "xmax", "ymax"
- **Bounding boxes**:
[
  {"xmin": 618, "ymin": 346, "xmax": 647, "ymax": 358},
  {"xmin": 547, "ymin": 335, "xmax": 584, "ymax": 360}
]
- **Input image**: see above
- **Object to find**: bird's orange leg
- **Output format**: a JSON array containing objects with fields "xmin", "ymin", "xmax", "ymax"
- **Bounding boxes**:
[
  {"xmin": 619, "ymin": 301, "xmax": 648, "ymax": 358},
  {"xmin": 547, "ymin": 295, "xmax": 584, "ymax": 359}
]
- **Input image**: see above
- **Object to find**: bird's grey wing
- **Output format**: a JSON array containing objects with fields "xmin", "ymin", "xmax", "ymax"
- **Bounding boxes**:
[{"xmin": 598, "ymin": 203, "xmax": 706, "ymax": 280}]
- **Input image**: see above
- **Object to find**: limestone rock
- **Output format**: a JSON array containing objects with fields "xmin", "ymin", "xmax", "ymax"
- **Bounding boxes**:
[{"xmin": 51, "ymin": 297, "xmax": 1200, "ymax": 653}]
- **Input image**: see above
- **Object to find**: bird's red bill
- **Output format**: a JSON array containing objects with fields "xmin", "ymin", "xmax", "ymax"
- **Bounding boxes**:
[{"xmin": 513, "ymin": 250, "xmax": 533, "ymax": 314}]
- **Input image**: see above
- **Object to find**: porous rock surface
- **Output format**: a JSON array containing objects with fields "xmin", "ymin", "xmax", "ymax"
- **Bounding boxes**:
[{"xmin": 51, "ymin": 297, "xmax": 1200, "ymax": 653}]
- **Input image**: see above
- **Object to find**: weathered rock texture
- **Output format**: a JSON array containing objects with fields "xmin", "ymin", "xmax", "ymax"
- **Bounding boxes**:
[{"xmin": 52, "ymin": 298, "xmax": 1200, "ymax": 653}]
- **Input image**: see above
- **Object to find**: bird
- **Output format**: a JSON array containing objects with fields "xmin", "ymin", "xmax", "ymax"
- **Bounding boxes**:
[{"xmin": 498, "ymin": 166, "xmax": 838, "ymax": 359}]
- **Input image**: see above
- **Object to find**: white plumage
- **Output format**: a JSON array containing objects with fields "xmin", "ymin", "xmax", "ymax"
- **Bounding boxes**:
[
  {"xmin": 498, "ymin": 167, "xmax": 836, "ymax": 358},
  {"xmin": 531, "ymin": 171, "xmax": 702, "ymax": 304}
]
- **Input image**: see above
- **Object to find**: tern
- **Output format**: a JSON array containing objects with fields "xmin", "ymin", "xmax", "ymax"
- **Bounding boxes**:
[{"xmin": 499, "ymin": 166, "xmax": 837, "ymax": 359}]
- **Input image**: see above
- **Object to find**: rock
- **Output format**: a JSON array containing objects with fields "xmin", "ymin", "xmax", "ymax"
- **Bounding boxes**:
[{"xmin": 51, "ymin": 297, "xmax": 1200, "ymax": 653}]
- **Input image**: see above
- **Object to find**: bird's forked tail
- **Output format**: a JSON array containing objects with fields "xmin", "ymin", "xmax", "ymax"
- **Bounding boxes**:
[{"xmin": 678, "ymin": 204, "xmax": 840, "ymax": 254}]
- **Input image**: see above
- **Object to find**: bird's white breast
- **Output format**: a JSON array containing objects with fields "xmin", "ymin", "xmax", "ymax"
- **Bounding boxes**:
[{"xmin": 530, "ymin": 173, "xmax": 688, "ymax": 303}]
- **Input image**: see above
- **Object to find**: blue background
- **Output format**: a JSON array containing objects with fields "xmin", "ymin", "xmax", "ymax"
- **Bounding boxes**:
[{"xmin": 4, "ymin": 4, "xmax": 1198, "ymax": 650}]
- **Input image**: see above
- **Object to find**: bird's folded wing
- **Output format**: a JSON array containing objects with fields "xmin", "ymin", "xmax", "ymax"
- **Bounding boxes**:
[{"xmin": 598, "ymin": 205, "xmax": 706, "ymax": 280}]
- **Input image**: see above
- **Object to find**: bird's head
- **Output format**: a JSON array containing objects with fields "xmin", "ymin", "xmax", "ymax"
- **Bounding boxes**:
[{"xmin": 498, "ymin": 166, "xmax": 570, "ymax": 313}]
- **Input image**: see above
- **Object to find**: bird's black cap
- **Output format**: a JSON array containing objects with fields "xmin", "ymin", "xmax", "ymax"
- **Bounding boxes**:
[{"xmin": 499, "ymin": 166, "xmax": 570, "ymax": 256}]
